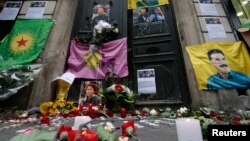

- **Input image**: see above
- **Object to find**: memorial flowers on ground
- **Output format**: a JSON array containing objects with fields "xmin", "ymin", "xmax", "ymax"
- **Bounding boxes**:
[{"xmin": 100, "ymin": 84, "xmax": 138, "ymax": 112}]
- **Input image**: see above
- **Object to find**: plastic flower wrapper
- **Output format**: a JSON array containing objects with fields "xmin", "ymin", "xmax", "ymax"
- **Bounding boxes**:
[
  {"xmin": 195, "ymin": 116, "xmax": 216, "ymax": 138},
  {"xmin": 86, "ymin": 20, "xmax": 119, "ymax": 60},
  {"xmin": 96, "ymin": 124, "xmax": 118, "ymax": 141}
]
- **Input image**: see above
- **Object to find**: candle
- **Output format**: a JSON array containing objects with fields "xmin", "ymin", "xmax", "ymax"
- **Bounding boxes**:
[
  {"xmin": 72, "ymin": 116, "xmax": 92, "ymax": 131},
  {"xmin": 81, "ymin": 130, "xmax": 98, "ymax": 141},
  {"xmin": 120, "ymin": 108, "xmax": 126, "ymax": 118},
  {"xmin": 79, "ymin": 103, "xmax": 84, "ymax": 112},
  {"xmin": 98, "ymin": 103, "xmax": 103, "ymax": 110},
  {"xmin": 88, "ymin": 103, "xmax": 93, "ymax": 111},
  {"xmin": 176, "ymin": 118, "xmax": 203, "ymax": 141}
]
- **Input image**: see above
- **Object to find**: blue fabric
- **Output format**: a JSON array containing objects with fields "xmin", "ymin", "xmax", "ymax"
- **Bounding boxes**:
[{"xmin": 207, "ymin": 71, "xmax": 250, "ymax": 89}]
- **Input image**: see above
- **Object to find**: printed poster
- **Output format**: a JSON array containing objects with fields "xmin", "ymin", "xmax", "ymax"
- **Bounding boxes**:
[
  {"xmin": 26, "ymin": 1, "xmax": 46, "ymax": 18},
  {"xmin": 205, "ymin": 17, "xmax": 227, "ymax": 38},
  {"xmin": 0, "ymin": 1, "xmax": 22, "ymax": 20},
  {"xmin": 137, "ymin": 69, "xmax": 156, "ymax": 94}
]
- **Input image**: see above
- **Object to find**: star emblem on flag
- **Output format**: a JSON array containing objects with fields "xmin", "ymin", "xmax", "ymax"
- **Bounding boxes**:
[{"xmin": 10, "ymin": 33, "xmax": 34, "ymax": 54}]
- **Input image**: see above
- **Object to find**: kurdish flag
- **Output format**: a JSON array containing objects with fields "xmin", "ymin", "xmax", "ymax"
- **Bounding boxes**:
[
  {"xmin": 0, "ymin": 19, "xmax": 54, "ymax": 70},
  {"xmin": 128, "ymin": 0, "xmax": 169, "ymax": 9}
]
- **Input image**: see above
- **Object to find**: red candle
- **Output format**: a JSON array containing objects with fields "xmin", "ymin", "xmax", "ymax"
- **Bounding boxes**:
[
  {"xmin": 131, "ymin": 109, "xmax": 136, "ymax": 116},
  {"xmin": 120, "ymin": 108, "xmax": 126, "ymax": 118},
  {"xmin": 81, "ymin": 130, "xmax": 98, "ymax": 141},
  {"xmin": 79, "ymin": 103, "xmax": 84, "ymax": 112},
  {"xmin": 88, "ymin": 103, "xmax": 93, "ymax": 111},
  {"xmin": 98, "ymin": 103, "xmax": 103, "ymax": 110}
]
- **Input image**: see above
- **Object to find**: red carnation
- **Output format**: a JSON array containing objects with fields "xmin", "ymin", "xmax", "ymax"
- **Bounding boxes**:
[
  {"xmin": 121, "ymin": 121, "xmax": 136, "ymax": 137},
  {"xmin": 115, "ymin": 84, "xmax": 123, "ymax": 92},
  {"xmin": 233, "ymin": 115, "xmax": 241, "ymax": 121}
]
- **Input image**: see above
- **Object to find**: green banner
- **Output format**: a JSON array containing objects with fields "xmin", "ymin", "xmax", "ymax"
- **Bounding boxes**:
[
  {"xmin": 128, "ymin": 0, "xmax": 169, "ymax": 9},
  {"xmin": 0, "ymin": 19, "xmax": 54, "ymax": 70}
]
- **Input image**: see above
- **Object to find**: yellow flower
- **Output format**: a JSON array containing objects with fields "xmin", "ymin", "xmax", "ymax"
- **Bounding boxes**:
[
  {"xmin": 40, "ymin": 102, "xmax": 53, "ymax": 115},
  {"xmin": 66, "ymin": 101, "xmax": 74, "ymax": 106},
  {"xmin": 49, "ymin": 108, "xmax": 58, "ymax": 116},
  {"xmin": 63, "ymin": 110, "xmax": 70, "ymax": 114},
  {"xmin": 56, "ymin": 101, "xmax": 66, "ymax": 108}
]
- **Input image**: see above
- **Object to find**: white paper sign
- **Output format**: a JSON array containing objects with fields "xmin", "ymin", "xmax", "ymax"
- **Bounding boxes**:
[
  {"xmin": 137, "ymin": 69, "xmax": 156, "ymax": 94},
  {"xmin": 0, "ymin": 1, "xmax": 22, "ymax": 20},
  {"xmin": 199, "ymin": 0, "xmax": 218, "ymax": 16},
  {"xmin": 55, "ymin": 72, "xmax": 76, "ymax": 84},
  {"xmin": 25, "ymin": 1, "xmax": 46, "ymax": 18},
  {"xmin": 205, "ymin": 17, "xmax": 227, "ymax": 38}
]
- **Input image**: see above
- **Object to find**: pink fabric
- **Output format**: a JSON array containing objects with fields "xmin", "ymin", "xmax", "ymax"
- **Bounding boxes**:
[{"xmin": 67, "ymin": 38, "xmax": 128, "ymax": 79}]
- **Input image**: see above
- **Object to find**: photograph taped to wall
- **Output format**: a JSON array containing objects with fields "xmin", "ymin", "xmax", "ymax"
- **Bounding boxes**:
[
  {"xmin": 30, "ymin": 1, "xmax": 46, "ymax": 7},
  {"xmin": 205, "ymin": 17, "xmax": 221, "ymax": 24},
  {"xmin": 78, "ymin": 81, "xmax": 102, "ymax": 107},
  {"xmin": 199, "ymin": 0, "xmax": 213, "ymax": 4},
  {"xmin": 133, "ymin": 6, "xmax": 168, "ymax": 38},
  {"xmin": 92, "ymin": 4, "xmax": 110, "ymax": 26},
  {"xmin": 137, "ymin": 69, "xmax": 156, "ymax": 94}
]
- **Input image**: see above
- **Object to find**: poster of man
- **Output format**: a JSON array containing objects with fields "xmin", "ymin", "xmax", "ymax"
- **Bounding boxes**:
[
  {"xmin": 186, "ymin": 41, "xmax": 250, "ymax": 90},
  {"xmin": 207, "ymin": 49, "xmax": 250, "ymax": 89}
]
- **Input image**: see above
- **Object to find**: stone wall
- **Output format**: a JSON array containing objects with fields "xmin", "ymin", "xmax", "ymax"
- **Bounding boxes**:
[{"xmin": 172, "ymin": 0, "xmax": 246, "ymax": 110}]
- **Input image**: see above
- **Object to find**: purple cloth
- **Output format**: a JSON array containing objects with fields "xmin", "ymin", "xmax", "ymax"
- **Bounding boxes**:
[{"xmin": 67, "ymin": 38, "xmax": 128, "ymax": 79}]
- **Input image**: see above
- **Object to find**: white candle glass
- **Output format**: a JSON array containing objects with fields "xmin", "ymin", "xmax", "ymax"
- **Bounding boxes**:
[
  {"xmin": 72, "ymin": 116, "xmax": 91, "ymax": 131},
  {"xmin": 176, "ymin": 118, "xmax": 203, "ymax": 141}
]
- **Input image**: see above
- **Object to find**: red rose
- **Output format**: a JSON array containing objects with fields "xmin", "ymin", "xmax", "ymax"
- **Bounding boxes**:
[
  {"xmin": 115, "ymin": 84, "xmax": 123, "ymax": 92},
  {"xmin": 121, "ymin": 121, "xmax": 136, "ymax": 137},
  {"xmin": 57, "ymin": 125, "xmax": 72, "ymax": 138},
  {"xmin": 210, "ymin": 111, "xmax": 218, "ymax": 117}
]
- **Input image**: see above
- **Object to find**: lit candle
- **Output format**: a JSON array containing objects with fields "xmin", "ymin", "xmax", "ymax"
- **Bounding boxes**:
[
  {"xmin": 176, "ymin": 118, "xmax": 203, "ymax": 141},
  {"xmin": 98, "ymin": 103, "xmax": 103, "ymax": 110},
  {"xmin": 88, "ymin": 103, "xmax": 93, "ymax": 111},
  {"xmin": 120, "ymin": 108, "xmax": 126, "ymax": 118},
  {"xmin": 79, "ymin": 103, "xmax": 84, "ymax": 112}
]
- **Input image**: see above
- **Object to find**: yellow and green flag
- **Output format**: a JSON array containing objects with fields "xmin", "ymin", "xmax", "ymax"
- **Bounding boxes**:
[
  {"xmin": 0, "ymin": 19, "xmax": 54, "ymax": 70},
  {"xmin": 186, "ymin": 42, "xmax": 250, "ymax": 90},
  {"xmin": 128, "ymin": 0, "xmax": 169, "ymax": 9}
]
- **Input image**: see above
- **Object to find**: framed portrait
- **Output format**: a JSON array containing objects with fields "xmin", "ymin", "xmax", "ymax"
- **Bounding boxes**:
[{"xmin": 78, "ymin": 81, "xmax": 102, "ymax": 106}]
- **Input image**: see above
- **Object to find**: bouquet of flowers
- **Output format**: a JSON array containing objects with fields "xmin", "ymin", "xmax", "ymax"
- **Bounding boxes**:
[
  {"xmin": 100, "ymin": 84, "xmax": 137, "ymax": 112},
  {"xmin": 39, "ymin": 100, "xmax": 77, "ymax": 117},
  {"xmin": 87, "ymin": 20, "xmax": 119, "ymax": 60}
]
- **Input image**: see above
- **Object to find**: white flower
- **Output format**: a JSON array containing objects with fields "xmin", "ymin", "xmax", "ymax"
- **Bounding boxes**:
[
  {"xmin": 94, "ymin": 20, "xmax": 112, "ymax": 35},
  {"xmin": 179, "ymin": 107, "xmax": 188, "ymax": 114}
]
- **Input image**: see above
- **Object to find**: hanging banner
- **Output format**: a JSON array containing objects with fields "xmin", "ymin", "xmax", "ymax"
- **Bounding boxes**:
[
  {"xmin": 67, "ymin": 38, "xmax": 128, "ymax": 79},
  {"xmin": 0, "ymin": 19, "xmax": 54, "ymax": 70},
  {"xmin": 128, "ymin": 0, "xmax": 169, "ymax": 10},
  {"xmin": 186, "ymin": 42, "xmax": 250, "ymax": 90}
]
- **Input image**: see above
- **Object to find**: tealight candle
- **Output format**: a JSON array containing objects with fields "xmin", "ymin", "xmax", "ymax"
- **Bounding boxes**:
[
  {"xmin": 176, "ymin": 118, "xmax": 203, "ymax": 141},
  {"xmin": 88, "ymin": 103, "xmax": 93, "ymax": 111},
  {"xmin": 120, "ymin": 108, "xmax": 126, "ymax": 118},
  {"xmin": 98, "ymin": 103, "xmax": 103, "ymax": 110}
]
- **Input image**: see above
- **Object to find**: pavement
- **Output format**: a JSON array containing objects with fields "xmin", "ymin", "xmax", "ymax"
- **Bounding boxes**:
[{"xmin": 0, "ymin": 117, "xmax": 179, "ymax": 141}]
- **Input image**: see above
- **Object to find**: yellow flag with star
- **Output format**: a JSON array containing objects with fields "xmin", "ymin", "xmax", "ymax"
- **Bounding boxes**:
[
  {"xmin": 128, "ymin": 0, "xmax": 169, "ymax": 9},
  {"xmin": 0, "ymin": 19, "xmax": 54, "ymax": 70}
]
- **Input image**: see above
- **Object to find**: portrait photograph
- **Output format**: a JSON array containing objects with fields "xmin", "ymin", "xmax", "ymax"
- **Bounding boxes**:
[
  {"xmin": 205, "ymin": 17, "xmax": 221, "ymax": 24},
  {"xmin": 30, "ymin": 2, "xmax": 46, "ymax": 7}
]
